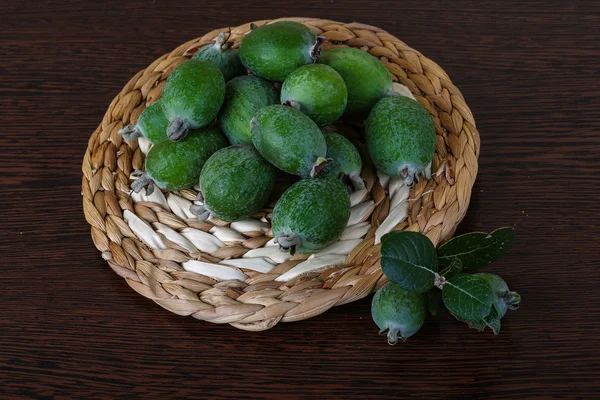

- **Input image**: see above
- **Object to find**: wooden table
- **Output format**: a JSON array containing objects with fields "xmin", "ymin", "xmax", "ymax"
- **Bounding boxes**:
[{"xmin": 2, "ymin": 1, "xmax": 599, "ymax": 398}]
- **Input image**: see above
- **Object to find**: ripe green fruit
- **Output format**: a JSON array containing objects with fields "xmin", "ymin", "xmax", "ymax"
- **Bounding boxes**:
[
  {"xmin": 193, "ymin": 145, "xmax": 277, "ymax": 222},
  {"xmin": 321, "ymin": 131, "xmax": 364, "ymax": 191},
  {"xmin": 371, "ymin": 282, "xmax": 427, "ymax": 345},
  {"xmin": 366, "ymin": 95, "xmax": 436, "ymax": 184},
  {"xmin": 272, "ymin": 177, "xmax": 350, "ymax": 254},
  {"xmin": 280, "ymin": 64, "xmax": 347, "ymax": 126},
  {"xmin": 474, "ymin": 273, "xmax": 521, "ymax": 319},
  {"xmin": 218, "ymin": 75, "xmax": 279, "ymax": 145},
  {"xmin": 161, "ymin": 59, "xmax": 226, "ymax": 142},
  {"xmin": 131, "ymin": 127, "xmax": 227, "ymax": 194},
  {"xmin": 192, "ymin": 32, "xmax": 246, "ymax": 82},
  {"xmin": 118, "ymin": 100, "xmax": 169, "ymax": 144},
  {"xmin": 319, "ymin": 47, "xmax": 392, "ymax": 119},
  {"xmin": 239, "ymin": 21, "xmax": 323, "ymax": 81},
  {"xmin": 251, "ymin": 105, "xmax": 329, "ymax": 177}
]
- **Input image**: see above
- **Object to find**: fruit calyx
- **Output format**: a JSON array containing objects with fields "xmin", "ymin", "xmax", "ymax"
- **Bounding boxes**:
[
  {"xmin": 118, "ymin": 125, "xmax": 142, "ymax": 141},
  {"xmin": 214, "ymin": 30, "xmax": 233, "ymax": 51},
  {"xmin": 275, "ymin": 233, "xmax": 302, "ymax": 256},
  {"xmin": 310, "ymin": 157, "xmax": 333, "ymax": 178},
  {"xmin": 399, "ymin": 164, "xmax": 421, "ymax": 186},
  {"xmin": 282, "ymin": 100, "xmax": 302, "ymax": 110},
  {"xmin": 130, "ymin": 172, "xmax": 155, "ymax": 195},
  {"xmin": 310, "ymin": 36, "xmax": 326, "ymax": 62},
  {"xmin": 340, "ymin": 172, "xmax": 366, "ymax": 192},
  {"xmin": 189, "ymin": 192, "xmax": 211, "ymax": 221},
  {"xmin": 504, "ymin": 290, "xmax": 521, "ymax": 310},
  {"xmin": 189, "ymin": 204, "xmax": 211, "ymax": 221},
  {"xmin": 379, "ymin": 325, "xmax": 406, "ymax": 346},
  {"xmin": 167, "ymin": 117, "xmax": 190, "ymax": 142}
]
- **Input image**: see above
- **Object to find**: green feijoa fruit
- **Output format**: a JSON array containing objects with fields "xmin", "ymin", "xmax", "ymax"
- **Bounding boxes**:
[
  {"xmin": 194, "ymin": 145, "xmax": 277, "ymax": 222},
  {"xmin": 319, "ymin": 47, "xmax": 392, "ymax": 119},
  {"xmin": 192, "ymin": 32, "xmax": 246, "ymax": 82},
  {"xmin": 118, "ymin": 100, "xmax": 169, "ymax": 144},
  {"xmin": 239, "ymin": 21, "xmax": 323, "ymax": 81},
  {"xmin": 371, "ymin": 282, "xmax": 427, "ymax": 344},
  {"xmin": 474, "ymin": 273, "xmax": 521, "ymax": 319},
  {"xmin": 161, "ymin": 59, "xmax": 226, "ymax": 142},
  {"xmin": 131, "ymin": 127, "xmax": 227, "ymax": 194},
  {"xmin": 280, "ymin": 64, "xmax": 347, "ymax": 126},
  {"xmin": 218, "ymin": 75, "xmax": 279, "ymax": 145},
  {"xmin": 366, "ymin": 95, "xmax": 435, "ymax": 184},
  {"xmin": 272, "ymin": 177, "xmax": 350, "ymax": 254},
  {"xmin": 321, "ymin": 131, "xmax": 364, "ymax": 191},
  {"xmin": 251, "ymin": 105, "xmax": 328, "ymax": 177}
]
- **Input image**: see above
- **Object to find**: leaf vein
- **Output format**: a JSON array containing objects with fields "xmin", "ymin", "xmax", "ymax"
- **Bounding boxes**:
[
  {"xmin": 445, "ymin": 281, "xmax": 486, "ymax": 305},
  {"xmin": 382, "ymin": 256, "xmax": 435, "ymax": 275}
]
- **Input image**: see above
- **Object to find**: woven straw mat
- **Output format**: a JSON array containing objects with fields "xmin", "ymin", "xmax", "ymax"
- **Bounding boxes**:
[{"xmin": 81, "ymin": 17, "xmax": 480, "ymax": 331}]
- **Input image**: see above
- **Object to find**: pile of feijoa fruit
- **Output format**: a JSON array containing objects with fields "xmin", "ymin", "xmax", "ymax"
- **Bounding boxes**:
[
  {"xmin": 122, "ymin": 21, "xmax": 521, "ymax": 342},
  {"xmin": 124, "ymin": 21, "xmax": 436, "ymax": 256}
]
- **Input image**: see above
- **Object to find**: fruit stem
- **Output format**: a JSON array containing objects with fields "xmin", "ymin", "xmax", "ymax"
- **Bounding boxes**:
[
  {"xmin": 167, "ymin": 118, "xmax": 190, "ymax": 142},
  {"xmin": 275, "ymin": 233, "xmax": 301, "ymax": 256},
  {"xmin": 189, "ymin": 204, "xmax": 211, "ymax": 221},
  {"xmin": 118, "ymin": 125, "xmax": 142, "ymax": 140},
  {"xmin": 130, "ymin": 173, "xmax": 155, "ymax": 195},
  {"xmin": 310, "ymin": 36, "xmax": 326, "ymax": 62},
  {"xmin": 282, "ymin": 100, "xmax": 302, "ymax": 110},
  {"xmin": 434, "ymin": 273, "xmax": 446, "ymax": 289},
  {"xmin": 310, "ymin": 157, "xmax": 333, "ymax": 178}
]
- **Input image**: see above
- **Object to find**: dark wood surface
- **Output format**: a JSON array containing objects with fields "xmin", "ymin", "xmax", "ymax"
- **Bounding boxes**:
[{"xmin": 1, "ymin": 1, "xmax": 599, "ymax": 398}]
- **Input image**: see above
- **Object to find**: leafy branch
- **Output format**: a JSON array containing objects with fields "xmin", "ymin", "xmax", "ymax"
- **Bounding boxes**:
[{"xmin": 372, "ymin": 227, "xmax": 521, "ymax": 344}]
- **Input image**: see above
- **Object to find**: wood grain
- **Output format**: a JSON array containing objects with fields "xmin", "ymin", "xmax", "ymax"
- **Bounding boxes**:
[{"xmin": 1, "ymin": 0, "xmax": 599, "ymax": 398}]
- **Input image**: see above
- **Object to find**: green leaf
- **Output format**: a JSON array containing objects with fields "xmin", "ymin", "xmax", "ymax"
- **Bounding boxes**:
[
  {"xmin": 442, "ymin": 274, "xmax": 493, "ymax": 321},
  {"xmin": 381, "ymin": 231, "xmax": 438, "ymax": 293},
  {"xmin": 484, "ymin": 308, "xmax": 502, "ymax": 335},
  {"xmin": 437, "ymin": 227, "xmax": 515, "ymax": 270},
  {"xmin": 425, "ymin": 290, "xmax": 444, "ymax": 316},
  {"xmin": 440, "ymin": 258, "xmax": 463, "ymax": 280},
  {"xmin": 452, "ymin": 306, "xmax": 502, "ymax": 334}
]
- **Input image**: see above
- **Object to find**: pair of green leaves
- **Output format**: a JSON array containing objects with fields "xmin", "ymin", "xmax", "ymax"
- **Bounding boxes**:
[{"xmin": 380, "ymin": 227, "xmax": 515, "ymax": 326}]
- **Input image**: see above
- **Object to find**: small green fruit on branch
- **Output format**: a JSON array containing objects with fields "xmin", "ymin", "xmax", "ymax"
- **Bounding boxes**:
[{"xmin": 372, "ymin": 283, "xmax": 427, "ymax": 345}]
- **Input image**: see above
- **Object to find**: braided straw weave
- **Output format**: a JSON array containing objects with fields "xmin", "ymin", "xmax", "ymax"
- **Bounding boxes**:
[{"xmin": 82, "ymin": 18, "xmax": 479, "ymax": 331}]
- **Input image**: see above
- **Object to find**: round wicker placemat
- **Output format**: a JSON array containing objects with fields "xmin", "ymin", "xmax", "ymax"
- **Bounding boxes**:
[{"xmin": 82, "ymin": 17, "xmax": 479, "ymax": 331}]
